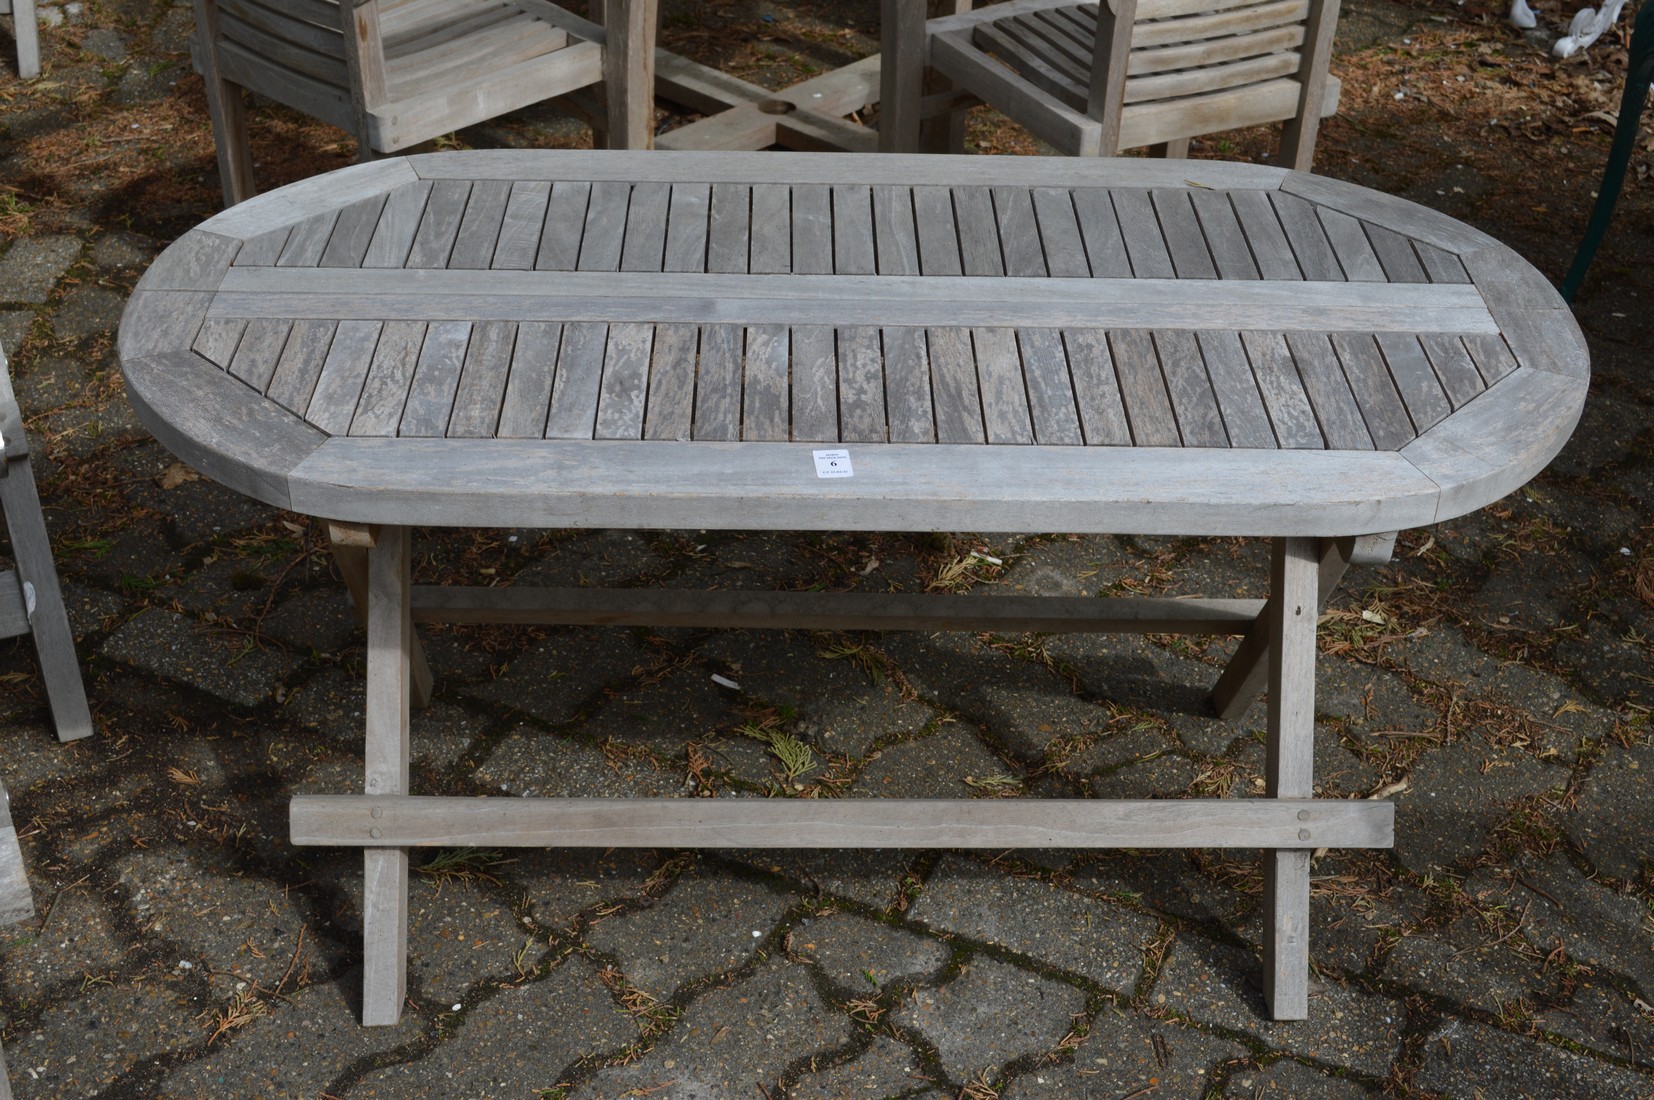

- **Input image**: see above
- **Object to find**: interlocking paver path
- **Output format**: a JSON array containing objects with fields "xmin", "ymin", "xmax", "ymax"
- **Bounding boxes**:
[{"xmin": 0, "ymin": 1, "xmax": 1651, "ymax": 1098}]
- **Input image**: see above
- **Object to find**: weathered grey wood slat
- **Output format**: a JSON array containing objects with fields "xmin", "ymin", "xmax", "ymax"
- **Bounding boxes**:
[
  {"xmin": 707, "ymin": 184, "xmax": 752, "ymax": 274},
  {"xmin": 1330, "ymin": 333, "xmax": 1414, "ymax": 450},
  {"xmin": 1228, "ymin": 188, "xmax": 1301, "ymax": 280},
  {"xmin": 1374, "ymin": 333, "xmax": 1451, "ymax": 434},
  {"xmin": 1109, "ymin": 329, "xmax": 1181, "ymax": 446},
  {"xmin": 1241, "ymin": 331, "xmax": 1323, "ymax": 449},
  {"xmin": 214, "ymin": 269, "xmax": 1500, "ymax": 335},
  {"xmin": 320, "ymin": 194, "xmax": 391, "ymax": 269},
  {"xmin": 235, "ymin": 226, "xmax": 292, "ymax": 267},
  {"xmin": 693, "ymin": 324, "xmax": 743, "ymax": 441},
  {"xmin": 792, "ymin": 184, "xmax": 834, "ymax": 276},
  {"xmin": 1110, "ymin": 189, "xmax": 1176, "ymax": 279},
  {"xmin": 1062, "ymin": 329, "xmax": 1131, "ymax": 445},
  {"xmin": 1460, "ymin": 246, "xmax": 1590, "ymax": 379},
  {"xmin": 0, "ymin": 784, "xmax": 31, "ymax": 923},
  {"xmin": 1462, "ymin": 333, "xmax": 1519, "ymax": 385},
  {"xmin": 593, "ymin": 323, "xmax": 655, "ymax": 440},
  {"xmin": 447, "ymin": 321, "xmax": 517, "ymax": 438},
  {"xmin": 883, "ymin": 326, "xmax": 935, "ymax": 444},
  {"xmin": 228, "ymin": 318, "xmax": 293, "ymax": 391},
  {"xmin": 741, "ymin": 325, "xmax": 790, "ymax": 441},
  {"xmin": 1071, "ymin": 188, "xmax": 1133, "ymax": 278},
  {"xmin": 265, "ymin": 320, "xmax": 336, "ymax": 411},
  {"xmin": 535, "ymin": 181, "xmax": 593, "ymax": 272},
  {"xmin": 576, "ymin": 181, "xmax": 631, "ymax": 273},
  {"xmin": 993, "ymin": 186, "xmax": 1047, "ymax": 277},
  {"xmin": 398, "ymin": 321, "xmax": 472, "ymax": 438},
  {"xmin": 663, "ymin": 183, "xmax": 712, "ymax": 274},
  {"xmin": 965, "ymin": 327, "xmax": 1032, "ymax": 443},
  {"xmin": 832, "ymin": 185, "xmax": 877, "ymax": 276},
  {"xmin": 1418, "ymin": 334, "xmax": 1486, "ymax": 409},
  {"xmin": 1364, "ymin": 223, "xmax": 1428, "ymax": 283},
  {"xmin": 293, "ymin": 794, "xmax": 1394, "ymax": 850},
  {"xmin": 277, "ymin": 210, "xmax": 340, "ymax": 268},
  {"xmin": 362, "ymin": 180, "xmax": 434, "ymax": 269},
  {"xmin": 642, "ymin": 324, "xmax": 699, "ymax": 442},
  {"xmin": 1414, "ymin": 242, "xmax": 1471, "ymax": 284},
  {"xmin": 835, "ymin": 326, "xmax": 886, "ymax": 443},
  {"xmin": 348, "ymin": 321, "xmax": 427, "ymax": 437},
  {"xmin": 953, "ymin": 187, "xmax": 1006, "ymax": 276},
  {"xmin": 203, "ymin": 161, "xmax": 420, "ymax": 240},
  {"xmin": 1153, "ymin": 190, "xmax": 1219, "ymax": 280},
  {"xmin": 1016, "ymin": 328, "xmax": 1082, "ymax": 445},
  {"xmin": 1279, "ymin": 172, "xmax": 1499, "ymax": 254},
  {"xmin": 928, "ymin": 326, "xmax": 987, "ymax": 444},
  {"xmin": 194, "ymin": 318, "xmax": 248, "ymax": 369},
  {"xmin": 913, "ymin": 186, "xmax": 964, "ymax": 276},
  {"xmin": 490, "ymin": 181, "xmax": 552, "ymax": 271},
  {"xmin": 446, "ymin": 179, "xmax": 513, "ymax": 271},
  {"xmin": 1316, "ymin": 207, "xmax": 1386, "ymax": 282},
  {"xmin": 303, "ymin": 320, "xmax": 384, "ymax": 435},
  {"xmin": 1029, "ymin": 188, "xmax": 1088, "ymax": 278},
  {"xmin": 749, "ymin": 184, "xmax": 792, "ymax": 275},
  {"xmin": 495, "ymin": 321, "xmax": 561, "ymax": 438},
  {"xmin": 405, "ymin": 179, "xmax": 472, "ymax": 270},
  {"xmin": 1198, "ymin": 330, "xmax": 1276, "ymax": 448},
  {"xmin": 544, "ymin": 322, "xmax": 607, "ymax": 440},
  {"xmin": 872, "ymin": 185, "xmax": 920, "ymax": 276},
  {"xmin": 1284, "ymin": 332, "xmax": 1373, "ymax": 450},
  {"xmin": 790, "ymin": 325, "xmax": 839, "ymax": 443},
  {"xmin": 619, "ymin": 182, "xmax": 671, "ymax": 274},
  {"xmin": 1268, "ymin": 191, "xmax": 1342, "ymax": 281},
  {"xmin": 1155, "ymin": 330, "xmax": 1228, "ymax": 447},
  {"xmin": 1191, "ymin": 190, "xmax": 1261, "ymax": 280}
]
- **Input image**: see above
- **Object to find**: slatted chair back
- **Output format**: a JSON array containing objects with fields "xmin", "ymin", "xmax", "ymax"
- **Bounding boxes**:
[
  {"xmin": 191, "ymin": 0, "xmax": 657, "ymax": 207},
  {"xmin": 2, "ymin": 0, "xmax": 40, "ymax": 79},
  {"xmin": 919, "ymin": 0, "xmax": 1341, "ymax": 169}
]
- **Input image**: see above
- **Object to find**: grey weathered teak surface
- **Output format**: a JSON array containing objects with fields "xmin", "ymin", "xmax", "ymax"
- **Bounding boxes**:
[{"xmin": 117, "ymin": 149, "xmax": 1587, "ymax": 1026}]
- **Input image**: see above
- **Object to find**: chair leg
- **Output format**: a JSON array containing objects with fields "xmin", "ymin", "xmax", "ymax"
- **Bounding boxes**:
[
  {"xmin": 1562, "ymin": 19, "xmax": 1654, "ymax": 300},
  {"xmin": 1263, "ymin": 536, "xmax": 1319, "ymax": 1021},
  {"xmin": 12, "ymin": 0, "xmax": 39, "ymax": 79},
  {"xmin": 0, "ymin": 456, "xmax": 92, "ymax": 742},
  {"xmin": 602, "ymin": 0, "xmax": 656, "ymax": 149},
  {"xmin": 203, "ymin": 75, "xmax": 257, "ymax": 206},
  {"xmin": 361, "ymin": 525, "xmax": 412, "ymax": 1026},
  {"xmin": 1151, "ymin": 136, "xmax": 1191, "ymax": 159}
]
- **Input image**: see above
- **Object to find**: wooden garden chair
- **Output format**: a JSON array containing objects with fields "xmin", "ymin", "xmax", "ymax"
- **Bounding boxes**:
[
  {"xmin": 190, "ymin": 0, "xmax": 658, "ymax": 206},
  {"xmin": 1, "ymin": 342, "xmax": 92, "ymax": 742},
  {"xmin": 2, "ymin": 0, "xmax": 39, "ymax": 79},
  {"xmin": 0, "ymin": 781, "xmax": 28, "ymax": 1100},
  {"xmin": 881, "ymin": 0, "xmax": 1342, "ymax": 170}
]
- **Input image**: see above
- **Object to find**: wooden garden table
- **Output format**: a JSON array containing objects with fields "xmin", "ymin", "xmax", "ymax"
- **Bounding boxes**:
[{"xmin": 117, "ymin": 149, "xmax": 1587, "ymax": 1026}]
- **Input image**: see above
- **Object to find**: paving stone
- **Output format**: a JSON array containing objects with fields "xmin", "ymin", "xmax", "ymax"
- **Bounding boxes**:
[
  {"xmin": 1469, "ymin": 550, "xmax": 1592, "ymax": 633},
  {"xmin": 113, "ymin": 847, "xmax": 308, "ymax": 988},
  {"xmin": 1223, "ymin": 731, "xmax": 1384, "ymax": 800},
  {"xmin": 789, "ymin": 1035, "xmax": 933, "ymax": 1100},
  {"xmin": 349, "ymin": 958, "xmax": 638, "ymax": 1098},
  {"xmin": 1383, "ymin": 913, "xmax": 1545, "ymax": 1013},
  {"xmin": 576, "ymin": 958, "xmax": 852, "ymax": 1099},
  {"xmin": 1, "ymin": 885, "xmax": 124, "ymax": 1003},
  {"xmin": 156, "ymin": 978, "xmax": 413, "ymax": 1100},
  {"xmin": 1069, "ymin": 850, "xmax": 1255, "ymax": 932},
  {"xmin": 876, "ymin": 628, "xmax": 1067, "ymax": 724},
  {"xmin": 259, "ymin": 586, "xmax": 358, "ymax": 655},
  {"xmin": 405, "ymin": 877, "xmax": 531, "ymax": 1006},
  {"xmin": 88, "ymin": 229, "xmax": 155, "ymax": 271},
  {"xmin": 995, "ymin": 534, "xmax": 1136, "ymax": 596},
  {"xmin": 1391, "ymin": 733, "xmax": 1569, "ymax": 874},
  {"xmin": 728, "ymin": 848, "xmax": 921, "ymax": 912},
  {"xmin": 80, "ymin": 26, "xmax": 126, "ymax": 59},
  {"xmin": 474, "ymin": 725, "xmax": 682, "ymax": 798},
  {"xmin": 1151, "ymin": 935, "xmax": 1404, "ymax": 1076},
  {"xmin": 908, "ymin": 856, "xmax": 1156, "ymax": 992},
  {"xmin": 1416, "ymin": 1016, "xmax": 1654, "ymax": 1098},
  {"xmin": 1223, "ymin": 1057, "xmax": 1376, "ymax": 1097},
  {"xmin": 1570, "ymin": 738, "xmax": 1654, "ymax": 881},
  {"xmin": 0, "ymin": 309, "xmax": 32, "ymax": 351},
  {"xmin": 794, "ymin": 911, "xmax": 948, "ymax": 991},
  {"xmin": 1001, "ymin": 1015, "xmax": 1246, "ymax": 1098},
  {"xmin": 1538, "ymin": 975, "xmax": 1654, "ymax": 1072},
  {"xmin": 581, "ymin": 665, "xmax": 743, "ymax": 758},
  {"xmin": 9, "ymin": 978, "xmax": 199, "ymax": 1096},
  {"xmin": 49, "ymin": 282, "xmax": 124, "ymax": 341},
  {"xmin": 512, "ymin": 848, "xmax": 665, "ymax": 930},
  {"xmin": 894, "ymin": 956, "xmax": 1088, "ymax": 1083},
  {"xmin": 102, "ymin": 607, "xmax": 302, "ymax": 708},
  {"xmin": 0, "ymin": 236, "xmax": 81, "ymax": 304},
  {"xmin": 975, "ymin": 683, "xmax": 1119, "ymax": 763},
  {"xmin": 1088, "ymin": 751, "xmax": 1201, "ymax": 800},
  {"xmin": 1049, "ymin": 632, "xmax": 1247, "ymax": 724},
  {"xmin": 463, "ymin": 627, "xmax": 646, "ymax": 723},
  {"xmin": 281, "ymin": 666, "xmax": 363, "ymax": 733},
  {"xmin": 847, "ymin": 725, "xmax": 1010, "ymax": 799},
  {"xmin": 583, "ymin": 864, "xmax": 795, "ymax": 996},
  {"xmin": 1384, "ymin": 623, "xmax": 1503, "ymax": 686}
]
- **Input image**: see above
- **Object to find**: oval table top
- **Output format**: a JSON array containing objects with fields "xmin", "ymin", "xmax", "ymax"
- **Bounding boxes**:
[{"xmin": 117, "ymin": 150, "xmax": 1587, "ymax": 536}]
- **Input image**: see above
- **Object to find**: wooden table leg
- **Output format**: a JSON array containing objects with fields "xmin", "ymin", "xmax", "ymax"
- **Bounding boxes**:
[
  {"xmin": 329, "ymin": 524, "xmax": 433, "ymax": 711},
  {"xmin": 1263, "ymin": 536, "xmax": 1318, "ymax": 1020},
  {"xmin": 361, "ymin": 525, "xmax": 412, "ymax": 1026}
]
